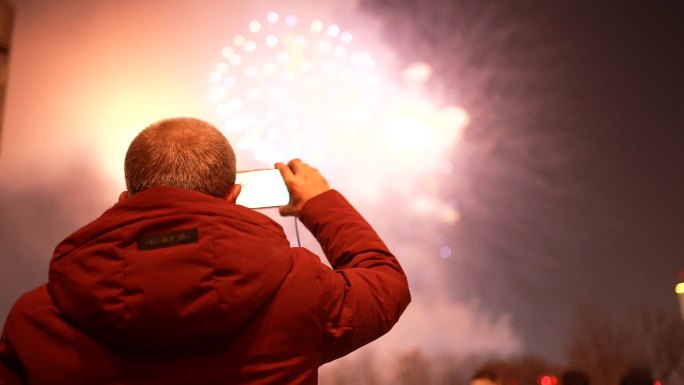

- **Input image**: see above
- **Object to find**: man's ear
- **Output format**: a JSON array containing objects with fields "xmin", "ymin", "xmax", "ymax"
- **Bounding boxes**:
[
  {"xmin": 225, "ymin": 184, "xmax": 241, "ymax": 203},
  {"xmin": 118, "ymin": 191, "xmax": 130, "ymax": 203}
]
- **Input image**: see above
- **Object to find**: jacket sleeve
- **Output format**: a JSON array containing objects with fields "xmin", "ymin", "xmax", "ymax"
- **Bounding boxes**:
[
  {"xmin": 0, "ymin": 319, "xmax": 23, "ymax": 385},
  {"xmin": 298, "ymin": 190, "xmax": 411, "ymax": 363}
]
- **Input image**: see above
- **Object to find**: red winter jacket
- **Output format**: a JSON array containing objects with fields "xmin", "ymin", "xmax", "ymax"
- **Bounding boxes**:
[{"xmin": 0, "ymin": 187, "xmax": 410, "ymax": 385}]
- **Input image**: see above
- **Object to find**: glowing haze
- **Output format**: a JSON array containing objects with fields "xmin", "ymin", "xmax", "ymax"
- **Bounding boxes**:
[
  {"xmin": 208, "ymin": 11, "xmax": 469, "ymax": 204},
  {"xmin": 0, "ymin": 0, "xmax": 522, "ymax": 367}
]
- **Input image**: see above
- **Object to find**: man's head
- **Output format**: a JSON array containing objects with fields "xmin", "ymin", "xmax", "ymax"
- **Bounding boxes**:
[
  {"xmin": 123, "ymin": 117, "xmax": 238, "ymax": 199},
  {"xmin": 619, "ymin": 368, "xmax": 653, "ymax": 385},
  {"xmin": 470, "ymin": 369, "xmax": 502, "ymax": 385},
  {"xmin": 562, "ymin": 370, "xmax": 589, "ymax": 385}
]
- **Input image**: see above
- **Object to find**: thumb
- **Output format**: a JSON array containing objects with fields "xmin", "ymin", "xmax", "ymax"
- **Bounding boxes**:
[{"xmin": 279, "ymin": 204, "xmax": 295, "ymax": 217}]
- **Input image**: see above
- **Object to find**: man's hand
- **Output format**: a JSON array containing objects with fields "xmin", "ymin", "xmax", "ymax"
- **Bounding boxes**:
[{"xmin": 275, "ymin": 159, "xmax": 330, "ymax": 217}]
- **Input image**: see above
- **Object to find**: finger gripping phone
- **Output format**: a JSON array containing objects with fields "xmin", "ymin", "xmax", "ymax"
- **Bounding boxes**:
[{"xmin": 235, "ymin": 169, "xmax": 290, "ymax": 209}]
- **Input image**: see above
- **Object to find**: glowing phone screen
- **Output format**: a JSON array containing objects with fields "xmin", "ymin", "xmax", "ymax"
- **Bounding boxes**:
[{"xmin": 235, "ymin": 169, "xmax": 290, "ymax": 209}]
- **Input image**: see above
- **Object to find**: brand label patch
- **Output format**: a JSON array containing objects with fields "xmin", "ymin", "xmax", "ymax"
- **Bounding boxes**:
[{"xmin": 137, "ymin": 229, "xmax": 199, "ymax": 250}]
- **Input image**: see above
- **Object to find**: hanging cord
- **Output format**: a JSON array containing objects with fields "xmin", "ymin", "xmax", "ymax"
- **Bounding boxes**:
[{"xmin": 294, "ymin": 217, "xmax": 301, "ymax": 247}]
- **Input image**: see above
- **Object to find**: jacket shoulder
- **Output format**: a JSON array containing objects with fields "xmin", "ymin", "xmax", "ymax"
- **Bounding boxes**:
[
  {"xmin": 8, "ymin": 285, "xmax": 52, "ymax": 314},
  {"xmin": 4, "ymin": 285, "xmax": 59, "ymax": 334}
]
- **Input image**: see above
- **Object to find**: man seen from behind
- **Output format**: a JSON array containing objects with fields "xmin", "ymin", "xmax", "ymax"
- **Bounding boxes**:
[{"xmin": 0, "ymin": 117, "xmax": 411, "ymax": 385}]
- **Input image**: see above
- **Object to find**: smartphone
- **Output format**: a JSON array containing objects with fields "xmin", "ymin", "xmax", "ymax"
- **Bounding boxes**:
[{"xmin": 235, "ymin": 169, "xmax": 290, "ymax": 209}]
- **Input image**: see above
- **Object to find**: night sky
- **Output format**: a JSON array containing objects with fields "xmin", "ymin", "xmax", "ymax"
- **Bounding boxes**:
[
  {"xmin": 359, "ymin": 0, "xmax": 684, "ymax": 358},
  {"xmin": 1, "ymin": 0, "xmax": 683, "ymax": 365}
]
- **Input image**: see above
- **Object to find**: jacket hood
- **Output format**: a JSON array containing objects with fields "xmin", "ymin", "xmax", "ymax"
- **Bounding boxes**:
[{"xmin": 48, "ymin": 186, "xmax": 293, "ymax": 349}]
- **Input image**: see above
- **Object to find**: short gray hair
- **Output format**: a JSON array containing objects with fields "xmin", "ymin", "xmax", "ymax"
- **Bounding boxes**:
[{"xmin": 124, "ymin": 117, "xmax": 236, "ymax": 198}]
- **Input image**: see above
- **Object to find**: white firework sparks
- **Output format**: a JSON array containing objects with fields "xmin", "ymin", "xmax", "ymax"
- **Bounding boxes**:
[{"xmin": 209, "ymin": 11, "xmax": 469, "ymax": 220}]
